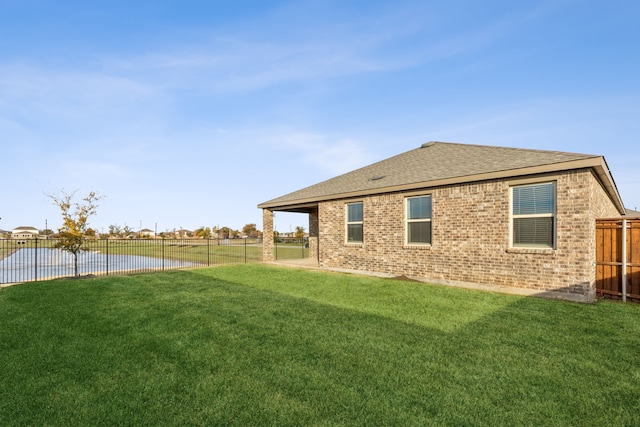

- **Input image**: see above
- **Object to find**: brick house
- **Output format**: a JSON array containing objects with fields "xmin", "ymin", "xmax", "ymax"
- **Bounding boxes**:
[{"xmin": 258, "ymin": 142, "xmax": 627, "ymax": 302}]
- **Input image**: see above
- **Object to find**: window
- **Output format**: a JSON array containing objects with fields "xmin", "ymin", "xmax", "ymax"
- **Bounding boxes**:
[
  {"xmin": 406, "ymin": 195, "xmax": 432, "ymax": 244},
  {"xmin": 512, "ymin": 182, "xmax": 556, "ymax": 248},
  {"xmin": 346, "ymin": 202, "xmax": 363, "ymax": 243}
]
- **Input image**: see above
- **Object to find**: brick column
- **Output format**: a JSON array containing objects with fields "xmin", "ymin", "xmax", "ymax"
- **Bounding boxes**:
[
  {"xmin": 309, "ymin": 207, "xmax": 319, "ymax": 263},
  {"xmin": 262, "ymin": 208, "xmax": 275, "ymax": 262}
]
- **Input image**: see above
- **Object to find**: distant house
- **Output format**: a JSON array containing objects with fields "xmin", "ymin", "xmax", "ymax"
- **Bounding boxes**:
[
  {"xmin": 140, "ymin": 228, "xmax": 156, "ymax": 238},
  {"xmin": 175, "ymin": 229, "xmax": 192, "ymax": 239},
  {"xmin": 12, "ymin": 226, "xmax": 40, "ymax": 239},
  {"xmin": 276, "ymin": 231, "xmax": 309, "ymax": 241},
  {"xmin": 259, "ymin": 141, "xmax": 627, "ymax": 302}
]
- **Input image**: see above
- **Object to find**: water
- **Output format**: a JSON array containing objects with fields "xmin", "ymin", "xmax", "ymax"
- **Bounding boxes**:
[{"xmin": 0, "ymin": 248, "xmax": 195, "ymax": 283}]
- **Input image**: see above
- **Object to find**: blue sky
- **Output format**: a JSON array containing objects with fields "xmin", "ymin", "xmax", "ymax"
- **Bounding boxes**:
[{"xmin": 1, "ymin": 0, "xmax": 638, "ymax": 234}]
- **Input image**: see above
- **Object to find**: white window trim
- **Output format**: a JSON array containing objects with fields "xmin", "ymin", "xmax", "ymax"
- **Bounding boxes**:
[
  {"xmin": 345, "ymin": 201, "xmax": 364, "ymax": 244},
  {"xmin": 405, "ymin": 195, "xmax": 432, "ymax": 246},
  {"xmin": 509, "ymin": 181, "xmax": 557, "ymax": 249}
]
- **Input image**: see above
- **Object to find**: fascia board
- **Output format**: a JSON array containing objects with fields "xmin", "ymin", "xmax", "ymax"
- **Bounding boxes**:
[{"xmin": 259, "ymin": 158, "xmax": 626, "ymax": 214}]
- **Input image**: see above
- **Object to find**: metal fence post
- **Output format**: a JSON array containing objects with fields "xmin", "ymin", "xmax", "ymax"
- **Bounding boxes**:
[
  {"xmin": 106, "ymin": 238, "xmax": 109, "ymax": 276},
  {"xmin": 34, "ymin": 238, "xmax": 38, "ymax": 282}
]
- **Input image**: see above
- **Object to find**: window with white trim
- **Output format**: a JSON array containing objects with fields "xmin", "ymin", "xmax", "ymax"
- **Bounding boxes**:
[
  {"xmin": 406, "ymin": 195, "xmax": 432, "ymax": 245},
  {"xmin": 511, "ymin": 182, "xmax": 556, "ymax": 248},
  {"xmin": 346, "ymin": 202, "xmax": 363, "ymax": 243}
]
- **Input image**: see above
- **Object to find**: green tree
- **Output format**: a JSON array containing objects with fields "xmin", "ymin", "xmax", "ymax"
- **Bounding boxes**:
[
  {"xmin": 294, "ymin": 225, "xmax": 306, "ymax": 240},
  {"xmin": 221, "ymin": 227, "xmax": 230, "ymax": 239},
  {"xmin": 40, "ymin": 228, "xmax": 54, "ymax": 237},
  {"xmin": 48, "ymin": 190, "xmax": 102, "ymax": 278},
  {"xmin": 242, "ymin": 223, "xmax": 258, "ymax": 238},
  {"xmin": 195, "ymin": 226, "xmax": 212, "ymax": 239}
]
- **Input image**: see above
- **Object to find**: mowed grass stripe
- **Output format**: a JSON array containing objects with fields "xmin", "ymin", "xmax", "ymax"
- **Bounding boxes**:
[{"xmin": 0, "ymin": 264, "xmax": 638, "ymax": 426}]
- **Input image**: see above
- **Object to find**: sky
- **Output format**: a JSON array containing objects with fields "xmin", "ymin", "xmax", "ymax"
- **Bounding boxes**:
[{"xmin": 1, "ymin": 0, "xmax": 638, "ymax": 234}]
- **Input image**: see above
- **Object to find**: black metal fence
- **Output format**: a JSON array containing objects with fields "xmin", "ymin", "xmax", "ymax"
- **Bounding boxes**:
[
  {"xmin": 0, "ymin": 238, "xmax": 263, "ymax": 285},
  {"xmin": 274, "ymin": 237, "xmax": 310, "ymax": 260}
]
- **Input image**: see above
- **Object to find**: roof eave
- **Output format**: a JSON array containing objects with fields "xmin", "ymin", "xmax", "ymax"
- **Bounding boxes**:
[
  {"xmin": 258, "ymin": 157, "xmax": 626, "ymax": 214},
  {"xmin": 590, "ymin": 157, "xmax": 626, "ymax": 215}
]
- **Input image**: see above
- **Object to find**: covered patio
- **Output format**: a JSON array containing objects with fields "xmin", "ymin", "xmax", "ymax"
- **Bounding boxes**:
[{"xmin": 261, "ymin": 204, "xmax": 319, "ymax": 265}]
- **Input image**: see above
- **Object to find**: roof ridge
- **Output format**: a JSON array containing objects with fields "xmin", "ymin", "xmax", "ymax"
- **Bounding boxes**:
[{"xmin": 419, "ymin": 140, "xmax": 598, "ymax": 158}]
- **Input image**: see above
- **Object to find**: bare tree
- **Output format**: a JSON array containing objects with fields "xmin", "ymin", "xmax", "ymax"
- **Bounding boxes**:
[
  {"xmin": 48, "ymin": 190, "xmax": 103, "ymax": 278},
  {"xmin": 108, "ymin": 224, "xmax": 123, "ymax": 237}
]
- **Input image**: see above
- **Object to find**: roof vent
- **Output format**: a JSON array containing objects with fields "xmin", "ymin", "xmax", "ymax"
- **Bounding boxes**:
[
  {"xmin": 421, "ymin": 141, "xmax": 438, "ymax": 148},
  {"xmin": 368, "ymin": 175, "xmax": 386, "ymax": 181}
]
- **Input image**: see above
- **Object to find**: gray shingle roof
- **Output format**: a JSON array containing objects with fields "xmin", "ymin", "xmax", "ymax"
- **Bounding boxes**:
[
  {"xmin": 626, "ymin": 208, "xmax": 640, "ymax": 217},
  {"xmin": 259, "ymin": 141, "xmax": 623, "ymax": 212}
]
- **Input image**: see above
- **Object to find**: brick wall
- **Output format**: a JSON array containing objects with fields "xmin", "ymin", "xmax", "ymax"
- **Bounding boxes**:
[
  {"xmin": 262, "ymin": 208, "xmax": 274, "ymax": 262},
  {"xmin": 318, "ymin": 169, "xmax": 620, "ymax": 299},
  {"xmin": 586, "ymin": 171, "xmax": 624, "ymax": 298},
  {"xmin": 308, "ymin": 208, "xmax": 319, "ymax": 261}
]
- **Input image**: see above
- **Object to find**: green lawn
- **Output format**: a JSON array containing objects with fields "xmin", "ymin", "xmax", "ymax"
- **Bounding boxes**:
[
  {"xmin": 85, "ymin": 239, "xmax": 305, "ymax": 263},
  {"xmin": 1, "ymin": 264, "xmax": 638, "ymax": 426},
  {"xmin": 1, "ymin": 239, "xmax": 308, "ymax": 268},
  {"xmin": 85, "ymin": 239, "xmax": 264, "ymax": 264}
]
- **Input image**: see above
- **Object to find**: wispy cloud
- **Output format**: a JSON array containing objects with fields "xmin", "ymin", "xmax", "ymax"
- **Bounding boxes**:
[
  {"xmin": 82, "ymin": 4, "xmax": 452, "ymax": 93},
  {"xmin": 0, "ymin": 63, "xmax": 156, "ymax": 105},
  {"xmin": 96, "ymin": 37, "xmax": 388, "ymax": 94},
  {"xmin": 0, "ymin": 63, "xmax": 167, "ymax": 149},
  {"xmin": 265, "ymin": 130, "xmax": 376, "ymax": 175},
  {"xmin": 427, "ymin": 94, "xmax": 640, "ymax": 151},
  {"xmin": 1, "ymin": 1, "xmax": 560, "ymax": 105},
  {"xmin": 87, "ymin": 0, "xmax": 569, "ymax": 96}
]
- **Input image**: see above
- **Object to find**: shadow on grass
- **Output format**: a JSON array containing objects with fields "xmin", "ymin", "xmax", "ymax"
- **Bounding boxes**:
[{"xmin": 0, "ymin": 265, "xmax": 638, "ymax": 426}]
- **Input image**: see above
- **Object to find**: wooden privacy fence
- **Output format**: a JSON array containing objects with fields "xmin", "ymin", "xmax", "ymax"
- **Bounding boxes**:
[{"xmin": 596, "ymin": 218, "xmax": 640, "ymax": 302}]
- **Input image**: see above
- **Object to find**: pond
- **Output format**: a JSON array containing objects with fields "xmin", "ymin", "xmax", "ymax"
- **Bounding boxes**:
[{"xmin": 0, "ymin": 248, "xmax": 195, "ymax": 284}]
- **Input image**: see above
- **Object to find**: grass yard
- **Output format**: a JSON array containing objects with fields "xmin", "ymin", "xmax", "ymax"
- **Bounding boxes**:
[
  {"xmin": 0, "ymin": 238, "xmax": 266, "ymax": 266},
  {"xmin": 0, "ymin": 264, "xmax": 638, "ymax": 426},
  {"xmin": 85, "ymin": 239, "xmax": 306, "ymax": 263},
  {"xmin": 85, "ymin": 239, "xmax": 264, "ymax": 264}
]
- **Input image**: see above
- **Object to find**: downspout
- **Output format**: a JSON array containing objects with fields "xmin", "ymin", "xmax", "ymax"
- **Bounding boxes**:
[{"xmin": 622, "ymin": 219, "xmax": 627, "ymax": 302}]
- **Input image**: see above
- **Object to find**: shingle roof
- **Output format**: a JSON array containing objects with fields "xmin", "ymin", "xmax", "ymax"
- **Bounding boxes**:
[
  {"xmin": 259, "ymin": 141, "xmax": 624, "ymax": 213},
  {"xmin": 626, "ymin": 208, "xmax": 640, "ymax": 217}
]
